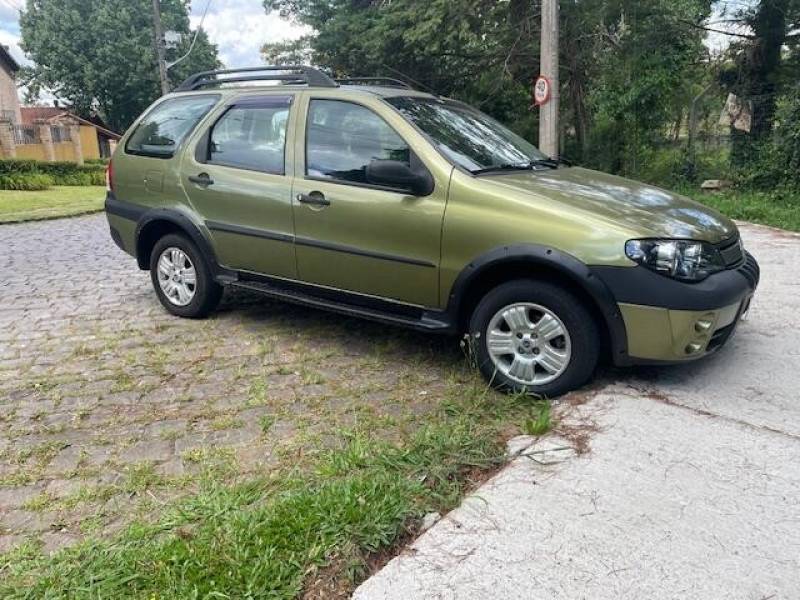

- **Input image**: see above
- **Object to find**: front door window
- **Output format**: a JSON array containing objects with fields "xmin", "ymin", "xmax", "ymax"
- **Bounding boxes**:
[{"xmin": 306, "ymin": 99, "xmax": 410, "ymax": 184}]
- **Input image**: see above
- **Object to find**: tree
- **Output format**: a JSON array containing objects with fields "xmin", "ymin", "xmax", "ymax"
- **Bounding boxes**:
[
  {"xmin": 20, "ymin": 0, "xmax": 220, "ymax": 132},
  {"xmin": 577, "ymin": 0, "xmax": 713, "ymax": 173},
  {"xmin": 712, "ymin": 0, "xmax": 800, "ymax": 166}
]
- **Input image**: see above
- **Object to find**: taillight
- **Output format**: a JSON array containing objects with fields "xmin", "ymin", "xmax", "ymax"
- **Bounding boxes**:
[{"xmin": 106, "ymin": 161, "xmax": 114, "ymax": 193}]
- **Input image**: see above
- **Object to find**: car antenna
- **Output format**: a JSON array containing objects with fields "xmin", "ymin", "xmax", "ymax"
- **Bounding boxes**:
[{"xmin": 380, "ymin": 64, "xmax": 441, "ymax": 97}]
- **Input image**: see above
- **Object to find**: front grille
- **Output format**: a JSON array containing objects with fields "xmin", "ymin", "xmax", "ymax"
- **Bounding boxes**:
[
  {"xmin": 737, "ymin": 251, "xmax": 760, "ymax": 288},
  {"xmin": 718, "ymin": 236, "xmax": 744, "ymax": 267}
]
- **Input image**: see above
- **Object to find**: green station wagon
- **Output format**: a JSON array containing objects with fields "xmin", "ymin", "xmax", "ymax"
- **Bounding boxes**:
[{"xmin": 105, "ymin": 66, "xmax": 759, "ymax": 397}]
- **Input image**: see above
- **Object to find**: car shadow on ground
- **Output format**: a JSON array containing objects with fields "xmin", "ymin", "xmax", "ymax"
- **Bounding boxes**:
[{"xmin": 216, "ymin": 286, "xmax": 465, "ymax": 372}]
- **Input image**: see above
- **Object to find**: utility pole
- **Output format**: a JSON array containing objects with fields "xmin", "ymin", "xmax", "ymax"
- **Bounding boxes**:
[
  {"xmin": 539, "ymin": 0, "xmax": 559, "ymax": 157},
  {"xmin": 152, "ymin": 0, "xmax": 170, "ymax": 95}
]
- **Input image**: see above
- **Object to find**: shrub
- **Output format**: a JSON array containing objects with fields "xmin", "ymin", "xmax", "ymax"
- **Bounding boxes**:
[
  {"xmin": 37, "ymin": 161, "xmax": 105, "ymax": 183},
  {"xmin": 0, "ymin": 159, "xmax": 105, "ymax": 187},
  {"xmin": 0, "ymin": 159, "xmax": 40, "ymax": 175},
  {"xmin": 0, "ymin": 173, "xmax": 55, "ymax": 190}
]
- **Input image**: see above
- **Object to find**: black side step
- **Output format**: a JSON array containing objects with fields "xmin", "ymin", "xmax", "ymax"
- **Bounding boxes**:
[{"xmin": 229, "ymin": 279, "xmax": 454, "ymax": 333}]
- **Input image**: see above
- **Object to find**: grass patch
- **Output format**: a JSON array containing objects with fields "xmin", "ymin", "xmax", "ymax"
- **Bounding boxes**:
[
  {"xmin": 259, "ymin": 414, "xmax": 276, "ymax": 433},
  {"xmin": 0, "ymin": 382, "xmax": 545, "ymax": 598},
  {"xmin": 685, "ymin": 187, "xmax": 800, "ymax": 232},
  {"xmin": 523, "ymin": 402, "xmax": 553, "ymax": 436},
  {"xmin": 0, "ymin": 186, "xmax": 105, "ymax": 224}
]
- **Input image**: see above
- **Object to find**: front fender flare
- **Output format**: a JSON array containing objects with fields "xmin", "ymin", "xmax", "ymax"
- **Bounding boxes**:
[{"xmin": 446, "ymin": 244, "xmax": 630, "ymax": 365}]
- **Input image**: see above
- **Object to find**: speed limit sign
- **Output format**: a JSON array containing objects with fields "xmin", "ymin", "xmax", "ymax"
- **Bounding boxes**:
[{"xmin": 533, "ymin": 76, "xmax": 551, "ymax": 106}]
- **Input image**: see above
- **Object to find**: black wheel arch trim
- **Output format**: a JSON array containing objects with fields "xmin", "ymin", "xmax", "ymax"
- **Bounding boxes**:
[
  {"xmin": 445, "ymin": 244, "xmax": 630, "ymax": 364},
  {"xmin": 136, "ymin": 209, "xmax": 230, "ymax": 278},
  {"xmin": 106, "ymin": 192, "xmax": 234, "ymax": 279}
]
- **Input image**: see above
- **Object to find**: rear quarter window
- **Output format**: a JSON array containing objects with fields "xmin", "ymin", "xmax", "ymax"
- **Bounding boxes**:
[{"xmin": 126, "ymin": 95, "xmax": 219, "ymax": 159}]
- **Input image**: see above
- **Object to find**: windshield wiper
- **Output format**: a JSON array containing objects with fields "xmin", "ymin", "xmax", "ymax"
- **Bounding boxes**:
[
  {"xmin": 530, "ymin": 156, "xmax": 574, "ymax": 168},
  {"xmin": 471, "ymin": 163, "xmax": 536, "ymax": 175},
  {"xmin": 472, "ymin": 157, "xmax": 573, "ymax": 175}
]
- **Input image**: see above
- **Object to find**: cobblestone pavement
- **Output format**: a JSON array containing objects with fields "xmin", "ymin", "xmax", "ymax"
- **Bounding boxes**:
[{"xmin": 0, "ymin": 214, "xmax": 462, "ymax": 554}]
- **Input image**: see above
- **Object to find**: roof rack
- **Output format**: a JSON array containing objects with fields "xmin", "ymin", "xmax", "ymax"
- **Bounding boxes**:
[
  {"xmin": 334, "ymin": 77, "xmax": 413, "ymax": 90},
  {"xmin": 175, "ymin": 66, "xmax": 338, "ymax": 92}
]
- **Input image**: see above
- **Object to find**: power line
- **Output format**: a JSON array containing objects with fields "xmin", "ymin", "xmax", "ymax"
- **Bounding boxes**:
[{"xmin": 166, "ymin": 0, "xmax": 214, "ymax": 71}]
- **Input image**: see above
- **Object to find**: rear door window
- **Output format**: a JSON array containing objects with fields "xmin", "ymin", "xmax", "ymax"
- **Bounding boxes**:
[
  {"xmin": 206, "ymin": 96, "xmax": 292, "ymax": 174},
  {"xmin": 126, "ymin": 95, "xmax": 219, "ymax": 159}
]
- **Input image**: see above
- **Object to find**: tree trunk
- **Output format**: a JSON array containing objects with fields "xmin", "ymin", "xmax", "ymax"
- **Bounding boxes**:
[{"xmin": 731, "ymin": 0, "xmax": 788, "ymax": 166}]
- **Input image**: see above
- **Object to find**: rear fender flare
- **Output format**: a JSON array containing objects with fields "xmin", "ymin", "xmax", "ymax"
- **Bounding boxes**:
[{"xmin": 135, "ymin": 208, "xmax": 229, "ymax": 279}]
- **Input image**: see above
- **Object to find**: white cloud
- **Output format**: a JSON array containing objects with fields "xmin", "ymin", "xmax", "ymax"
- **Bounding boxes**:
[
  {"xmin": 0, "ymin": 28, "xmax": 28, "ymax": 66},
  {"xmin": 189, "ymin": 0, "xmax": 310, "ymax": 68}
]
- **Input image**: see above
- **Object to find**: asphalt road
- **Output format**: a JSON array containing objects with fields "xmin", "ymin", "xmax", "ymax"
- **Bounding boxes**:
[{"xmin": 355, "ymin": 222, "xmax": 800, "ymax": 600}]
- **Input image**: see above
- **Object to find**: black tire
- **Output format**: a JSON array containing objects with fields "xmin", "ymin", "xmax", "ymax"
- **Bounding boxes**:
[
  {"xmin": 469, "ymin": 279, "xmax": 599, "ymax": 397},
  {"xmin": 149, "ymin": 233, "xmax": 223, "ymax": 318}
]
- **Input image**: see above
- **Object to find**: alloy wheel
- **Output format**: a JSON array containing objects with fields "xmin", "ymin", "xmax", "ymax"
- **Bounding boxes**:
[
  {"xmin": 156, "ymin": 247, "xmax": 197, "ymax": 307},
  {"xmin": 485, "ymin": 302, "xmax": 572, "ymax": 386}
]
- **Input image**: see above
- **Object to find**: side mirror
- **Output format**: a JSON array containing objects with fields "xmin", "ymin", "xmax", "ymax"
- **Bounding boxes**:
[{"xmin": 366, "ymin": 160, "xmax": 433, "ymax": 196}]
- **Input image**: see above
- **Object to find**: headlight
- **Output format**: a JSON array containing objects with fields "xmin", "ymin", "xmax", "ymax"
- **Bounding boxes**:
[{"xmin": 625, "ymin": 239, "xmax": 725, "ymax": 281}]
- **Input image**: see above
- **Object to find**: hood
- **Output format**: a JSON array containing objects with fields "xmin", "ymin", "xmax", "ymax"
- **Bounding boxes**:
[{"xmin": 487, "ymin": 167, "xmax": 737, "ymax": 244}]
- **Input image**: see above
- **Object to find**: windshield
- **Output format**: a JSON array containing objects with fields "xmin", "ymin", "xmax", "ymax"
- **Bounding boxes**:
[{"xmin": 386, "ymin": 96, "xmax": 547, "ymax": 174}]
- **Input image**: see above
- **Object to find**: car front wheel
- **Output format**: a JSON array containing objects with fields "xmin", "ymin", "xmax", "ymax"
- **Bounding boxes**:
[
  {"xmin": 150, "ymin": 233, "xmax": 223, "ymax": 318},
  {"xmin": 469, "ymin": 279, "xmax": 599, "ymax": 397}
]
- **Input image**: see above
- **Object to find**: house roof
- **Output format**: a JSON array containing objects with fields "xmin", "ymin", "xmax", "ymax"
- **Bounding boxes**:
[
  {"xmin": 0, "ymin": 45, "xmax": 19, "ymax": 73},
  {"xmin": 20, "ymin": 107, "xmax": 121, "ymax": 139}
]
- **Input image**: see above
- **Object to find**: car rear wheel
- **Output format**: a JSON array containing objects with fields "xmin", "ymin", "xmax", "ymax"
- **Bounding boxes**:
[
  {"xmin": 150, "ymin": 233, "xmax": 222, "ymax": 318},
  {"xmin": 469, "ymin": 279, "xmax": 599, "ymax": 397}
]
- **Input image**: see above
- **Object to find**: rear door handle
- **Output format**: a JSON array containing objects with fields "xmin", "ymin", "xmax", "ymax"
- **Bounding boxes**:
[
  {"xmin": 188, "ymin": 173, "xmax": 214, "ymax": 186},
  {"xmin": 296, "ymin": 192, "xmax": 330, "ymax": 207}
]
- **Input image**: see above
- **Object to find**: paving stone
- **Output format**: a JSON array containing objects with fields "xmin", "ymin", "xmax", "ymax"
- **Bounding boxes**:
[
  {"xmin": 48, "ymin": 446, "xmax": 82, "ymax": 472},
  {"xmin": 0, "ymin": 534, "xmax": 24, "ymax": 553},
  {"xmin": 0, "ymin": 486, "xmax": 44, "ymax": 510},
  {"xmin": 155, "ymin": 458, "xmax": 185, "ymax": 477},
  {"xmin": 119, "ymin": 440, "xmax": 174, "ymax": 464},
  {"xmin": 0, "ymin": 510, "xmax": 59, "ymax": 533},
  {"xmin": 40, "ymin": 531, "xmax": 81, "ymax": 555},
  {"xmin": 44, "ymin": 479, "xmax": 85, "ymax": 498}
]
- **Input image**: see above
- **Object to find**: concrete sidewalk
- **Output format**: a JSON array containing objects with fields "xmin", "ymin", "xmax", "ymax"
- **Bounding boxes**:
[{"xmin": 355, "ymin": 223, "xmax": 800, "ymax": 599}]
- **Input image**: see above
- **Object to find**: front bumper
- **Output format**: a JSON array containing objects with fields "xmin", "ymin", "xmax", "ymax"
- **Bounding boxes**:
[{"xmin": 592, "ymin": 252, "xmax": 759, "ymax": 363}]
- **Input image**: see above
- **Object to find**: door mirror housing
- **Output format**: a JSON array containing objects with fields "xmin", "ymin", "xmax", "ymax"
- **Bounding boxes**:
[{"xmin": 366, "ymin": 160, "xmax": 434, "ymax": 196}]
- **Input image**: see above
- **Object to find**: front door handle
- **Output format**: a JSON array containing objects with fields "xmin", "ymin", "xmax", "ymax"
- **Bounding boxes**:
[
  {"xmin": 188, "ymin": 173, "xmax": 214, "ymax": 187},
  {"xmin": 296, "ymin": 191, "xmax": 330, "ymax": 207}
]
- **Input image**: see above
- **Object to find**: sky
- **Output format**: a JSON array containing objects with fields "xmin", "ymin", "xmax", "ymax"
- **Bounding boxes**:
[{"xmin": 0, "ymin": 0, "xmax": 309, "ymax": 70}]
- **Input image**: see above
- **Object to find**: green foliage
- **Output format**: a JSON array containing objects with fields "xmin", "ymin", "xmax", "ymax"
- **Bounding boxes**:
[
  {"xmin": 626, "ymin": 146, "xmax": 731, "ymax": 188},
  {"xmin": 771, "ymin": 86, "xmax": 800, "ymax": 185},
  {"xmin": 265, "ymin": 0, "xmax": 541, "ymax": 136},
  {"xmin": 579, "ymin": 0, "xmax": 713, "ymax": 173},
  {"xmin": 265, "ymin": 0, "xmax": 712, "ymax": 169},
  {"xmin": 523, "ymin": 402, "xmax": 553, "ymax": 436},
  {"xmin": 20, "ymin": 0, "xmax": 220, "ymax": 132},
  {"xmin": 0, "ymin": 160, "xmax": 105, "ymax": 189},
  {"xmin": 0, "ymin": 173, "xmax": 54, "ymax": 191},
  {"xmin": 0, "ymin": 159, "xmax": 40, "ymax": 175},
  {"xmin": 686, "ymin": 186, "xmax": 800, "ymax": 232}
]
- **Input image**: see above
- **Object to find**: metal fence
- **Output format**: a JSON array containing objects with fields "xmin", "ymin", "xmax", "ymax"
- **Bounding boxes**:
[
  {"xmin": 50, "ymin": 126, "xmax": 72, "ymax": 143},
  {"xmin": 13, "ymin": 125, "xmax": 38, "ymax": 145}
]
